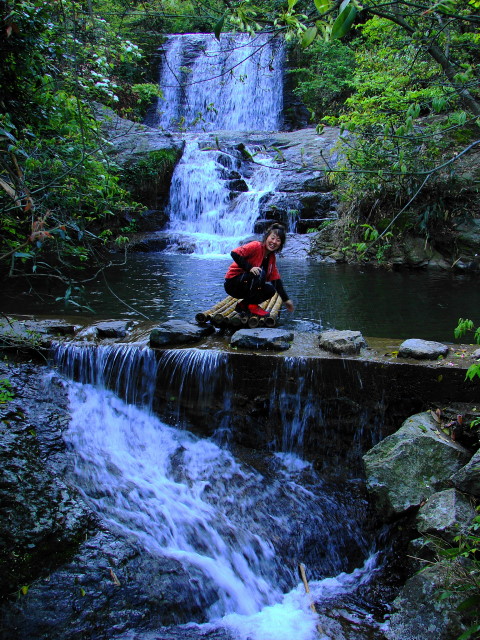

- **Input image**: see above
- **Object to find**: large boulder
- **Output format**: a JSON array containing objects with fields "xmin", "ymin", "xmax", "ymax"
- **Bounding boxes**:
[
  {"xmin": 416, "ymin": 488, "xmax": 477, "ymax": 543},
  {"xmin": 401, "ymin": 236, "xmax": 451, "ymax": 269},
  {"xmin": 230, "ymin": 328, "xmax": 294, "ymax": 351},
  {"xmin": 318, "ymin": 330, "xmax": 367, "ymax": 355},
  {"xmin": 385, "ymin": 563, "xmax": 468, "ymax": 640},
  {"xmin": 398, "ymin": 338, "xmax": 449, "ymax": 360},
  {"xmin": 150, "ymin": 320, "xmax": 215, "ymax": 347},
  {"xmin": 363, "ymin": 412, "xmax": 470, "ymax": 518},
  {"xmin": 450, "ymin": 448, "xmax": 480, "ymax": 497},
  {"xmin": 454, "ymin": 218, "xmax": 480, "ymax": 262}
]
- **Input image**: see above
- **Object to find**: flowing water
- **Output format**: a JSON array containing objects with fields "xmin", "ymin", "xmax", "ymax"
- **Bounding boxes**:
[
  {"xmin": 147, "ymin": 33, "xmax": 285, "ymax": 132},
  {"xmin": 165, "ymin": 141, "xmax": 282, "ymax": 254},
  {"xmin": 53, "ymin": 344, "xmax": 391, "ymax": 640}
]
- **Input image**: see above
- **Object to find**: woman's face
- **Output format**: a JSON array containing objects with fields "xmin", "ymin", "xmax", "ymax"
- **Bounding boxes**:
[{"xmin": 265, "ymin": 232, "xmax": 282, "ymax": 253}]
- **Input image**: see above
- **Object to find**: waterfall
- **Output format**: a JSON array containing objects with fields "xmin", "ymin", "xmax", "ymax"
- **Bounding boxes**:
[
  {"xmin": 51, "ymin": 343, "xmax": 386, "ymax": 638},
  {"xmin": 165, "ymin": 141, "xmax": 281, "ymax": 254},
  {"xmin": 53, "ymin": 342, "xmax": 159, "ymax": 409},
  {"xmin": 149, "ymin": 33, "xmax": 285, "ymax": 132},
  {"xmin": 145, "ymin": 31, "xmax": 287, "ymax": 255},
  {"xmin": 64, "ymin": 381, "xmax": 380, "ymax": 637}
]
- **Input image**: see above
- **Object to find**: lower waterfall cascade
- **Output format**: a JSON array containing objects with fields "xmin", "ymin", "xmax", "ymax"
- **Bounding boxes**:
[{"xmin": 46, "ymin": 341, "xmax": 406, "ymax": 640}]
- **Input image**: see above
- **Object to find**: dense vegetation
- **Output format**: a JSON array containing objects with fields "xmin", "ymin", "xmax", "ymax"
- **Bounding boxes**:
[{"xmin": 1, "ymin": 0, "xmax": 479, "ymax": 303}]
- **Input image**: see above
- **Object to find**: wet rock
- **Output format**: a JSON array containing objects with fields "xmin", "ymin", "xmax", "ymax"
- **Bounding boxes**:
[
  {"xmin": 416, "ymin": 488, "xmax": 476, "ymax": 543},
  {"xmin": 402, "ymin": 236, "xmax": 451, "ymax": 269},
  {"xmin": 227, "ymin": 178, "xmax": 248, "ymax": 192},
  {"xmin": 230, "ymin": 328, "xmax": 294, "ymax": 351},
  {"xmin": 6, "ymin": 531, "xmax": 218, "ymax": 640},
  {"xmin": 281, "ymin": 233, "xmax": 312, "ymax": 258},
  {"xmin": 150, "ymin": 320, "xmax": 215, "ymax": 347},
  {"xmin": 385, "ymin": 563, "xmax": 468, "ymax": 640},
  {"xmin": 407, "ymin": 537, "xmax": 438, "ymax": 572},
  {"xmin": 454, "ymin": 218, "xmax": 480, "ymax": 261},
  {"xmin": 472, "ymin": 348, "xmax": 480, "ymax": 359},
  {"xmin": 0, "ymin": 363, "xmax": 92, "ymax": 597},
  {"xmin": 0, "ymin": 317, "xmax": 76, "ymax": 350},
  {"xmin": 450, "ymin": 448, "xmax": 480, "ymax": 497},
  {"xmin": 318, "ymin": 330, "xmax": 367, "ymax": 355},
  {"xmin": 96, "ymin": 320, "xmax": 132, "ymax": 339},
  {"xmin": 363, "ymin": 412, "xmax": 470, "ymax": 518},
  {"xmin": 93, "ymin": 103, "xmax": 184, "ymax": 168},
  {"xmin": 398, "ymin": 338, "xmax": 449, "ymax": 360}
]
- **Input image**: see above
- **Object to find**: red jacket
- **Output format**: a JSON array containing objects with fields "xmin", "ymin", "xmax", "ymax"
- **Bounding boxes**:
[{"xmin": 224, "ymin": 241, "xmax": 281, "ymax": 281}]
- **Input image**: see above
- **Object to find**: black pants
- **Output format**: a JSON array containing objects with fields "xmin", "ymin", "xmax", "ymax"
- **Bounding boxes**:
[{"xmin": 224, "ymin": 271, "xmax": 276, "ymax": 305}]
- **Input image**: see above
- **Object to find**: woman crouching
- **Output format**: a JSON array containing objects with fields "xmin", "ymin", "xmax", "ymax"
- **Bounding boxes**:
[{"xmin": 224, "ymin": 223, "xmax": 294, "ymax": 317}]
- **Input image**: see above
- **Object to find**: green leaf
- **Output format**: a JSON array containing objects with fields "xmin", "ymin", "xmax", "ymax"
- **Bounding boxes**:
[
  {"xmin": 0, "ymin": 127, "xmax": 16, "ymax": 142},
  {"xmin": 302, "ymin": 26, "xmax": 318, "ymax": 48},
  {"xmin": 314, "ymin": 0, "xmax": 332, "ymax": 13},
  {"xmin": 456, "ymin": 595, "xmax": 480, "ymax": 612},
  {"xmin": 214, "ymin": 14, "xmax": 225, "ymax": 41},
  {"xmin": 331, "ymin": 1, "xmax": 357, "ymax": 39},
  {"xmin": 458, "ymin": 624, "xmax": 480, "ymax": 640},
  {"xmin": 432, "ymin": 97, "xmax": 447, "ymax": 113}
]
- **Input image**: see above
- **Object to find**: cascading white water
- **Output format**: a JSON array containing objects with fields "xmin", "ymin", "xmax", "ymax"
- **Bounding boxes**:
[
  {"xmin": 166, "ymin": 142, "xmax": 281, "ymax": 254},
  {"xmin": 53, "ymin": 344, "xmax": 387, "ymax": 640},
  {"xmin": 150, "ymin": 33, "xmax": 284, "ymax": 132},
  {"xmin": 64, "ymin": 380, "xmax": 383, "ymax": 640},
  {"xmin": 147, "ymin": 31, "xmax": 287, "ymax": 256}
]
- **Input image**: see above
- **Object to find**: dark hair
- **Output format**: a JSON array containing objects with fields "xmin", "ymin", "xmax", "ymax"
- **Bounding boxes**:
[{"xmin": 262, "ymin": 223, "xmax": 286, "ymax": 251}]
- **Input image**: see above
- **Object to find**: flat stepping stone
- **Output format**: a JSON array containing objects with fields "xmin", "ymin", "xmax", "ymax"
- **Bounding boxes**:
[
  {"xmin": 150, "ymin": 320, "xmax": 214, "ymax": 347},
  {"xmin": 318, "ymin": 330, "xmax": 367, "ymax": 355},
  {"xmin": 230, "ymin": 328, "xmax": 294, "ymax": 351},
  {"xmin": 95, "ymin": 321, "xmax": 132, "ymax": 338},
  {"xmin": 398, "ymin": 339, "xmax": 449, "ymax": 360}
]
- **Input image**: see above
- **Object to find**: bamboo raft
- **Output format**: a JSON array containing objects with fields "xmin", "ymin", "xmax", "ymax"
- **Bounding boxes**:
[{"xmin": 195, "ymin": 294, "xmax": 282, "ymax": 329}]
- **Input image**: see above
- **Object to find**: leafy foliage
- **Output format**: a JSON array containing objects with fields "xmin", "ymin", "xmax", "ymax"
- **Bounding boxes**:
[
  {"xmin": 437, "ymin": 508, "xmax": 480, "ymax": 640},
  {"xmin": 288, "ymin": 39, "xmax": 355, "ymax": 119},
  {"xmin": 0, "ymin": 0, "xmax": 148, "ymax": 300},
  {"xmin": 455, "ymin": 318, "xmax": 480, "ymax": 381},
  {"xmin": 0, "ymin": 378, "xmax": 14, "ymax": 404}
]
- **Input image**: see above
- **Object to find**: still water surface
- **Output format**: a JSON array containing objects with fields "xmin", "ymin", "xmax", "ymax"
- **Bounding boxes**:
[{"xmin": 4, "ymin": 253, "xmax": 477, "ymax": 342}]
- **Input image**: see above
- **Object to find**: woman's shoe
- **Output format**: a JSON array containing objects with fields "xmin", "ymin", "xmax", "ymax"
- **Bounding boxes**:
[{"xmin": 247, "ymin": 304, "xmax": 270, "ymax": 317}]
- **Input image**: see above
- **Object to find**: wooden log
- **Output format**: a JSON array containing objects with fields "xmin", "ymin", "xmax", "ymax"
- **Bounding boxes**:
[
  {"xmin": 265, "ymin": 295, "xmax": 283, "ymax": 327},
  {"xmin": 214, "ymin": 300, "xmax": 237, "ymax": 324},
  {"xmin": 196, "ymin": 296, "xmax": 236, "ymax": 324},
  {"xmin": 298, "ymin": 563, "xmax": 325, "ymax": 637}
]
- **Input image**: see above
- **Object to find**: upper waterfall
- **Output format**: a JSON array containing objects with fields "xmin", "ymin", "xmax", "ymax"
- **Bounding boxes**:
[{"xmin": 147, "ymin": 32, "xmax": 285, "ymax": 132}]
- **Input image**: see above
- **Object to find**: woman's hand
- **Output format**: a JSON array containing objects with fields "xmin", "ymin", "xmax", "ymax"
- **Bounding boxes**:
[
  {"xmin": 250, "ymin": 266, "xmax": 262, "ymax": 276},
  {"xmin": 284, "ymin": 299, "xmax": 294, "ymax": 312}
]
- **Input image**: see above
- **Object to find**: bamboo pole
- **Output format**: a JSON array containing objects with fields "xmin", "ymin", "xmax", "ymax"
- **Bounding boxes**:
[
  {"xmin": 298, "ymin": 564, "xmax": 326, "ymax": 638},
  {"xmin": 264, "ymin": 294, "xmax": 279, "ymax": 313},
  {"xmin": 265, "ymin": 295, "xmax": 283, "ymax": 327},
  {"xmin": 264, "ymin": 314, "xmax": 276, "ymax": 328},
  {"xmin": 213, "ymin": 300, "xmax": 237, "ymax": 324},
  {"xmin": 197, "ymin": 294, "xmax": 283, "ymax": 328},
  {"xmin": 196, "ymin": 296, "xmax": 236, "ymax": 324}
]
